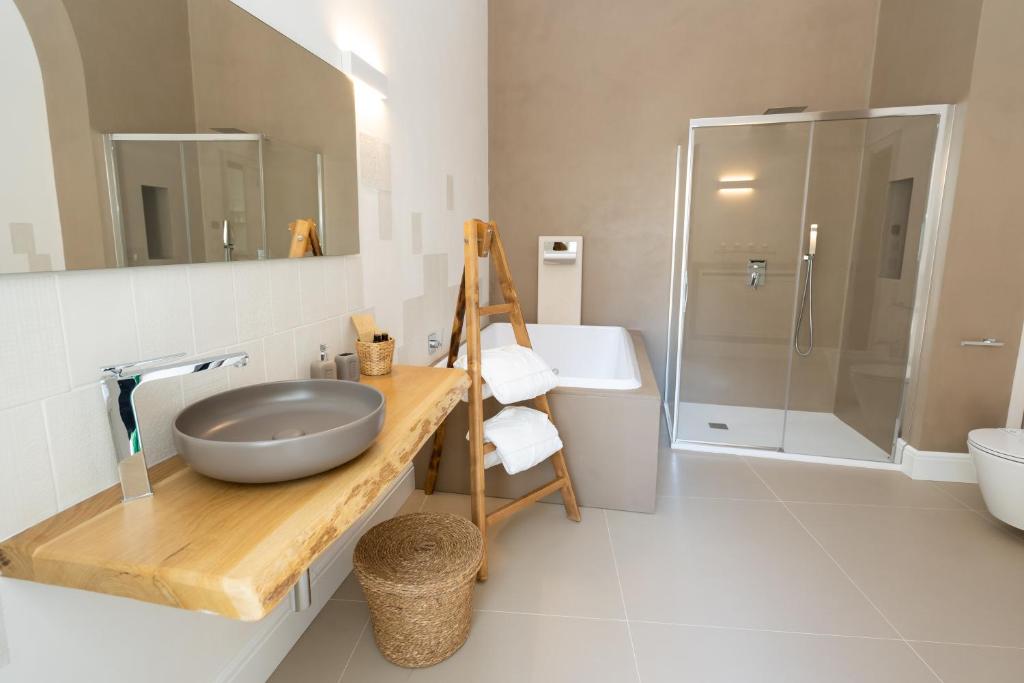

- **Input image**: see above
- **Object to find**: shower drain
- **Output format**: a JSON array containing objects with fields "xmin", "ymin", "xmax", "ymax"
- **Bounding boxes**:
[{"xmin": 708, "ymin": 422, "xmax": 729, "ymax": 430}]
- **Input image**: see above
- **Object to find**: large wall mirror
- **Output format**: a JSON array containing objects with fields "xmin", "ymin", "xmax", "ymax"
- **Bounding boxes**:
[{"xmin": 0, "ymin": 0, "xmax": 358, "ymax": 275}]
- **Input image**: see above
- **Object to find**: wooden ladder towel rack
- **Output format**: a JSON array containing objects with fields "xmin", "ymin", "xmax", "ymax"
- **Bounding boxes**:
[{"xmin": 425, "ymin": 219, "xmax": 581, "ymax": 580}]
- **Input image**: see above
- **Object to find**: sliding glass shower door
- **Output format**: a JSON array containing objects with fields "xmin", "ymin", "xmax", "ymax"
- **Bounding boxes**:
[
  {"xmin": 667, "ymin": 107, "xmax": 950, "ymax": 462},
  {"xmin": 675, "ymin": 122, "xmax": 811, "ymax": 450}
]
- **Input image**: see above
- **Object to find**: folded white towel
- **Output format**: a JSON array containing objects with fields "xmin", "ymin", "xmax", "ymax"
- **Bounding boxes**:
[
  {"xmin": 468, "ymin": 406, "xmax": 563, "ymax": 475},
  {"xmin": 454, "ymin": 344, "xmax": 558, "ymax": 405}
]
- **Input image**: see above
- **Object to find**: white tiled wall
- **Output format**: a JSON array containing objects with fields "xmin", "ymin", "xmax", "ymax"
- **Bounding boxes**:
[{"xmin": 0, "ymin": 255, "xmax": 367, "ymax": 540}]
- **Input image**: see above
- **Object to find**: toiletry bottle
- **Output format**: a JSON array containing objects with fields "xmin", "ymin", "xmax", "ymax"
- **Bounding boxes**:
[{"xmin": 310, "ymin": 344, "xmax": 338, "ymax": 379}]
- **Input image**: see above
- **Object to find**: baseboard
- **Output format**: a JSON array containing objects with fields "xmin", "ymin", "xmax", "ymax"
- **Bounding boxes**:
[
  {"xmin": 898, "ymin": 439, "xmax": 977, "ymax": 483},
  {"xmin": 220, "ymin": 465, "xmax": 414, "ymax": 683}
]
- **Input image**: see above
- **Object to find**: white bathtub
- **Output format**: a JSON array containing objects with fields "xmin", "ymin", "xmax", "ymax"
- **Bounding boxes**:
[{"xmin": 447, "ymin": 322, "xmax": 642, "ymax": 391}]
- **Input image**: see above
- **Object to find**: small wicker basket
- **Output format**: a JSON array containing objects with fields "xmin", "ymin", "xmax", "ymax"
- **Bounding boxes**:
[
  {"xmin": 356, "ymin": 338, "xmax": 395, "ymax": 376},
  {"xmin": 354, "ymin": 512, "xmax": 483, "ymax": 668}
]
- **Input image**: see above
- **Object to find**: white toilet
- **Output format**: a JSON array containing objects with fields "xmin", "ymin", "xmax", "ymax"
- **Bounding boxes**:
[{"xmin": 968, "ymin": 428, "xmax": 1024, "ymax": 530}]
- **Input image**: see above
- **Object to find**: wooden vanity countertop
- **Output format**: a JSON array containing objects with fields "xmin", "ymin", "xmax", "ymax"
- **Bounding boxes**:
[{"xmin": 0, "ymin": 366, "xmax": 469, "ymax": 621}]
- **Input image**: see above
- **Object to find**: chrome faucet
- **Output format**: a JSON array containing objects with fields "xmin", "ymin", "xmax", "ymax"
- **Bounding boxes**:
[{"xmin": 101, "ymin": 350, "xmax": 249, "ymax": 502}]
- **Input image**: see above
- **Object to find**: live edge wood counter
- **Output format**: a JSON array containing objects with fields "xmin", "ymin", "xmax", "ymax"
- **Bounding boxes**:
[{"xmin": 0, "ymin": 366, "xmax": 469, "ymax": 621}]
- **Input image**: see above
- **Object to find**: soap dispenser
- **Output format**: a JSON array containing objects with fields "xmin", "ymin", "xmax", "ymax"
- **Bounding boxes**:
[{"xmin": 310, "ymin": 344, "xmax": 337, "ymax": 379}]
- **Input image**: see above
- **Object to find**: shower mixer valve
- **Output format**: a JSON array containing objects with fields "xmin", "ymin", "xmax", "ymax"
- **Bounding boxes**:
[{"xmin": 747, "ymin": 259, "xmax": 766, "ymax": 289}]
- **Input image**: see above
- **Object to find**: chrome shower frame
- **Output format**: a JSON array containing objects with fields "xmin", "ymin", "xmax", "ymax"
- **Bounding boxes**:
[{"xmin": 663, "ymin": 104, "xmax": 958, "ymax": 467}]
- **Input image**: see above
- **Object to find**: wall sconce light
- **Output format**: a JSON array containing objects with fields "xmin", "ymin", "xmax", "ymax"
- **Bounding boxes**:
[
  {"xmin": 338, "ymin": 50, "xmax": 388, "ymax": 100},
  {"xmin": 717, "ymin": 175, "xmax": 756, "ymax": 195}
]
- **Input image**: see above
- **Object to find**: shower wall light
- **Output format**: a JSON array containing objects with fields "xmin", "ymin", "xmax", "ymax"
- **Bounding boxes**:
[
  {"xmin": 337, "ymin": 50, "xmax": 388, "ymax": 100},
  {"xmin": 717, "ymin": 175, "xmax": 756, "ymax": 194}
]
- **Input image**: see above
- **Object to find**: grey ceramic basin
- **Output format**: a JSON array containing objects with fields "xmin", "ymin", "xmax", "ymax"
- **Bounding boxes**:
[{"xmin": 172, "ymin": 380, "xmax": 385, "ymax": 484}]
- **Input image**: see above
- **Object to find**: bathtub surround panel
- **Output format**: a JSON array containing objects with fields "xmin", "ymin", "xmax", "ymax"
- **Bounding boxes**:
[{"xmin": 418, "ymin": 330, "xmax": 661, "ymax": 512}]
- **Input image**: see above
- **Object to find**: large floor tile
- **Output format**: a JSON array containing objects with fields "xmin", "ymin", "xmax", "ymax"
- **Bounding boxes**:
[
  {"xmin": 607, "ymin": 497, "xmax": 895, "ymax": 636},
  {"xmin": 418, "ymin": 490, "xmax": 505, "ymax": 518},
  {"xmin": 483, "ymin": 508, "xmax": 624, "ymax": 618},
  {"xmin": 658, "ymin": 450, "xmax": 775, "ymax": 499},
  {"xmin": 269, "ymin": 600, "xmax": 369, "ymax": 683},
  {"xmin": 789, "ymin": 503, "xmax": 1024, "ymax": 647},
  {"xmin": 416, "ymin": 493, "xmax": 625, "ymax": 619},
  {"xmin": 746, "ymin": 458, "xmax": 963, "ymax": 508},
  {"xmin": 341, "ymin": 611, "xmax": 638, "ymax": 683},
  {"xmin": 631, "ymin": 621, "xmax": 937, "ymax": 683},
  {"xmin": 913, "ymin": 642, "xmax": 1024, "ymax": 683},
  {"xmin": 930, "ymin": 481, "xmax": 988, "ymax": 513}
]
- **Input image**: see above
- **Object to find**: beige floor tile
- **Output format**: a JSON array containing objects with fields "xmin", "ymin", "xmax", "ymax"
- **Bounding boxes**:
[
  {"xmin": 341, "ymin": 611, "xmax": 638, "ymax": 682},
  {"xmin": 481, "ymin": 504, "xmax": 624, "ymax": 618},
  {"xmin": 419, "ymin": 492, "xmax": 625, "ymax": 619},
  {"xmin": 913, "ymin": 642, "xmax": 1024, "ymax": 683},
  {"xmin": 630, "ymin": 621, "xmax": 937, "ymax": 683},
  {"xmin": 268, "ymin": 600, "xmax": 369, "ymax": 683},
  {"xmin": 397, "ymin": 489, "xmax": 427, "ymax": 515},
  {"xmin": 658, "ymin": 449, "xmax": 775, "ymax": 499},
  {"xmin": 931, "ymin": 481, "xmax": 989, "ymax": 512},
  {"xmin": 332, "ymin": 571, "xmax": 366, "ymax": 602},
  {"xmin": 746, "ymin": 458, "xmax": 964, "ymax": 508},
  {"xmin": 789, "ymin": 503, "xmax": 1024, "ymax": 647},
  {"xmin": 607, "ymin": 497, "xmax": 895, "ymax": 636},
  {"xmin": 418, "ymin": 490, "xmax": 506, "ymax": 518}
]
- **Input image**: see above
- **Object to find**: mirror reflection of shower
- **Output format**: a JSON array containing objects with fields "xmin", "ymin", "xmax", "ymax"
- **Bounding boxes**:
[{"xmin": 794, "ymin": 223, "xmax": 817, "ymax": 357}]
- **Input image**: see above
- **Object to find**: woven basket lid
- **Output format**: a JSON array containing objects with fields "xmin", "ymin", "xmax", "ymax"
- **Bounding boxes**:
[{"xmin": 354, "ymin": 512, "xmax": 483, "ymax": 593}]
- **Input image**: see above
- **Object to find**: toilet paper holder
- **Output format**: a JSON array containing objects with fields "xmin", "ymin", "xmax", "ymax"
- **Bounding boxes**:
[{"xmin": 542, "ymin": 240, "xmax": 578, "ymax": 264}]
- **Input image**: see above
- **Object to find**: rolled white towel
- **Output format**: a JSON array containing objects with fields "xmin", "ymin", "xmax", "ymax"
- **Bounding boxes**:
[
  {"xmin": 454, "ymin": 344, "xmax": 558, "ymax": 405},
  {"xmin": 468, "ymin": 406, "xmax": 563, "ymax": 475}
]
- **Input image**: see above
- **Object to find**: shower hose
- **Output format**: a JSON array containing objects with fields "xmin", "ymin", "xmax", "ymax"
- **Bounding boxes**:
[{"xmin": 794, "ymin": 255, "xmax": 814, "ymax": 357}]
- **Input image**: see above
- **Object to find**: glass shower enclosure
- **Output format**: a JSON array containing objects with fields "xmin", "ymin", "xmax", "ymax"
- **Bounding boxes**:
[
  {"xmin": 103, "ymin": 133, "xmax": 323, "ymax": 266},
  {"xmin": 664, "ymin": 106, "xmax": 955, "ymax": 462}
]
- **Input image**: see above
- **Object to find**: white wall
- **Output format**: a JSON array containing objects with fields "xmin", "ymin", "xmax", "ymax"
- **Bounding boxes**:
[
  {"xmin": 0, "ymin": 0, "xmax": 487, "ymax": 679},
  {"xmin": 0, "ymin": 0, "xmax": 64, "ymax": 274}
]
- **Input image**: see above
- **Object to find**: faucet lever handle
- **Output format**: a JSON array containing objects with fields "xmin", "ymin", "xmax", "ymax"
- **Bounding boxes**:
[{"xmin": 103, "ymin": 351, "xmax": 187, "ymax": 377}]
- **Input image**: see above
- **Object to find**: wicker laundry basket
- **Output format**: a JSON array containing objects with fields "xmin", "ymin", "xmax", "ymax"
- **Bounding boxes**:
[{"xmin": 353, "ymin": 512, "xmax": 483, "ymax": 668}]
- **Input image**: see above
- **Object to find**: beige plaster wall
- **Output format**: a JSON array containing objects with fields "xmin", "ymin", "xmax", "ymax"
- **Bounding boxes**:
[
  {"xmin": 909, "ymin": 0, "xmax": 1024, "ymax": 451},
  {"xmin": 489, "ymin": 0, "xmax": 882, "ymax": 394}
]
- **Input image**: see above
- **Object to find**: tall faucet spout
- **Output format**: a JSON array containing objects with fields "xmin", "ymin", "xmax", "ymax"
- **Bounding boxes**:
[{"xmin": 101, "ymin": 351, "xmax": 249, "ymax": 501}]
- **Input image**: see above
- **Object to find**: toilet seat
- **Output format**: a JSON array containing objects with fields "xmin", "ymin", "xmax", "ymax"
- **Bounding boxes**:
[{"xmin": 968, "ymin": 428, "xmax": 1024, "ymax": 464}]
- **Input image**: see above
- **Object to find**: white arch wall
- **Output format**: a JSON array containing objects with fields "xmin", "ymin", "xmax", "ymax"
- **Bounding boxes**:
[{"xmin": 0, "ymin": 0, "xmax": 64, "ymax": 273}]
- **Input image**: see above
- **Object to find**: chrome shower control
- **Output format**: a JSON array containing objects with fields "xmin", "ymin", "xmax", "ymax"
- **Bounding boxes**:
[{"xmin": 747, "ymin": 259, "xmax": 766, "ymax": 290}]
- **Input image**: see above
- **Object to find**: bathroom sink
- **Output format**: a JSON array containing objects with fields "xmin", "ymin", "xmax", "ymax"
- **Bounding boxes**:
[{"xmin": 172, "ymin": 380, "xmax": 385, "ymax": 484}]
